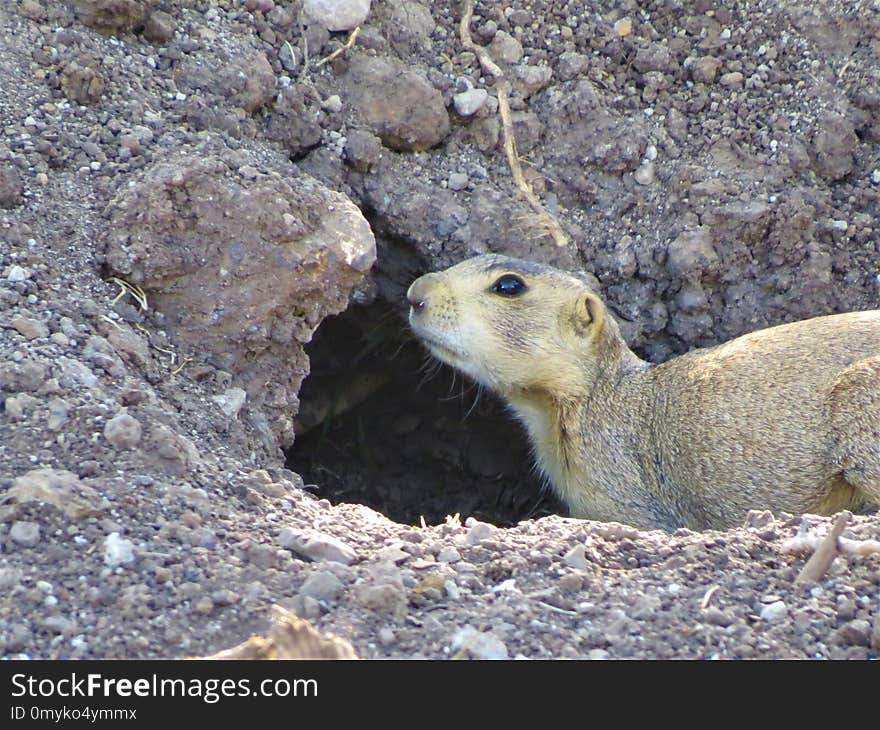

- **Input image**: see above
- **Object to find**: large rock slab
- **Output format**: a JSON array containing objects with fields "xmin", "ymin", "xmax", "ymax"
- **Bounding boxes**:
[{"xmin": 100, "ymin": 137, "xmax": 375, "ymax": 449}]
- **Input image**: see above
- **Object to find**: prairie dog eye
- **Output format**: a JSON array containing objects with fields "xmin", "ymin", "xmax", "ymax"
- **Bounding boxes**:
[{"xmin": 490, "ymin": 274, "xmax": 527, "ymax": 297}]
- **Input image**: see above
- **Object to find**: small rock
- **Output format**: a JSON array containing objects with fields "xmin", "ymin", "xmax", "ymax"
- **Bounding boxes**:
[
  {"xmin": 871, "ymin": 614, "xmax": 880, "ymax": 651},
  {"xmin": 42, "ymin": 615, "xmax": 75, "ymax": 634},
  {"xmin": 11, "ymin": 315, "xmax": 48, "ymax": 340},
  {"xmin": 465, "ymin": 517, "xmax": 497, "ymax": 545},
  {"xmin": 718, "ymin": 71, "xmax": 744, "ymax": 88},
  {"xmin": 436, "ymin": 547, "xmax": 461, "ymax": 563},
  {"xmin": 0, "ymin": 567, "xmax": 24, "ymax": 590},
  {"xmin": 556, "ymin": 52, "xmax": 589, "ymax": 81},
  {"xmin": 633, "ymin": 43, "xmax": 676, "ymax": 73},
  {"xmin": 343, "ymin": 129, "xmax": 383, "ymax": 173},
  {"xmin": 453, "ymin": 87, "xmax": 489, "ymax": 117},
  {"xmin": 299, "ymin": 570, "xmax": 343, "ymax": 601},
  {"xmin": 588, "ymin": 648, "xmax": 610, "ymax": 660},
  {"xmin": 760, "ymin": 600, "xmax": 787, "ymax": 623},
  {"xmin": 447, "ymin": 172, "xmax": 469, "ymax": 191},
  {"xmin": 212, "ymin": 387, "xmax": 247, "ymax": 418},
  {"xmin": 20, "ymin": 0, "xmax": 46, "ymax": 21},
  {"xmin": 689, "ymin": 56, "xmax": 722, "ymax": 84},
  {"xmin": 194, "ymin": 597, "xmax": 214, "ymax": 615},
  {"xmin": 833, "ymin": 619, "xmax": 871, "ymax": 647},
  {"xmin": 46, "ymin": 398, "xmax": 69, "ymax": 431},
  {"xmin": 703, "ymin": 607, "xmax": 734, "ymax": 627},
  {"xmin": 6, "ymin": 467, "xmax": 107, "ymax": 519},
  {"xmin": 61, "ymin": 55, "xmax": 104, "ymax": 105},
  {"xmin": 375, "ymin": 545, "xmax": 410, "ymax": 564},
  {"xmin": 614, "ymin": 18, "xmax": 632, "ymax": 37},
  {"xmin": 322, "ymin": 94, "xmax": 342, "ymax": 113},
  {"xmin": 103, "ymin": 411, "xmax": 143, "ymax": 449},
  {"xmin": 563, "ymin": 544, "xmax": 589, "ymax": 570},
  {"xmin": 103, "ymin": 532, "xmax": 136, "ymax": 567},
  {"xmin": 489, "ymin": 31, "xmax": 523, "ymax": 65},
  {"xmin": 634, "ymin": 161, "xmax": 655, "ymax": 185},
  {"xmin": 73, "ymin": 0, "xmax": 152, "ymax": 33},
  {"xmin": 10, "ymin": 521, "xmax": 41, "ymax": 548},
  {"xmin": 377, "ymin": 627, "xmax": 395, "ymax": 645},
  {"xmin": 515, "ymin": 64, "xmax": 552, "ymax": 96},
  {"xmin": 343, "ymin": 55, "xmax": 449, "ymax": 151},
  {"xmin": 143, "ymin": 9, "xmax": 177, "ymax": 43},
  {"xmin": 302, "ymin": 0, "xmax": 370, "ymax": 31},
  {"xmin": 666, "ymin": 227, "xmax": 718, "ymax": 278},
  {"xmin": 354, "ymin": 582, "xmax": 406, "ymax": 619},
  {"xmin": 5, "ymin": 265, "xmax": 30, "ymax": 282},
  {"xmin": 0, "ymin": 165, "xmax": 24, "ymax": 209},
  {"xmin": 451, "ymin": 626, "xmax": 508, "ymax": 659},
  {"xmin": 279, "ymin": 528, "xmax": 358, "ymax": 565},
  {"xmin": 4, "ymin": 393, "xmax": 38, "ymax": 421}
]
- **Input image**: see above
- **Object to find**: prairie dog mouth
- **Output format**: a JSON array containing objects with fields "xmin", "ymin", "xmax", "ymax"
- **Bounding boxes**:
[{"xmin": 408, "ymin": 315, "xmax": 466, "ymax": 365}]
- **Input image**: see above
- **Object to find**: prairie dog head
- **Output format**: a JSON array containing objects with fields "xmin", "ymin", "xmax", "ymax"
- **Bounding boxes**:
[{"xmin": 407, "ymin": 254, "xmax": 616, "ymax": 399}]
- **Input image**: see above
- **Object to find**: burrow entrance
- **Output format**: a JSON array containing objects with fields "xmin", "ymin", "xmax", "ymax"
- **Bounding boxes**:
[{"xmin": 285, "ymin": 298, "xmax": 563, "ymax": 527}]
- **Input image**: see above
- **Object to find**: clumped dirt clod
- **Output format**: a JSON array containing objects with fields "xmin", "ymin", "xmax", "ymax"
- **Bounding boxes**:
[{"xmin": 0, "ymin": 0, "xmax": 879, "ymax": 661}]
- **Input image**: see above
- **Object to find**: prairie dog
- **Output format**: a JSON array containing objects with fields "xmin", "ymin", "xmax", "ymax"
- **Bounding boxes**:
[{"xmin": 407, "ymin": 254, "xmax": 880, "ymax": 530}]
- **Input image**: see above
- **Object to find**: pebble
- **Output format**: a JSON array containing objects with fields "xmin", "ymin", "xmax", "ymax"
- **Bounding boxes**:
[
  {"xmin": 515, "ymin": 64, "xmax": 553, "ymax": 96},
  {"xmin": 833, "ymin": 619, "xmax": 871, "ymax": 647},
  {"xmin": 760, "ymin": 600, "xmax": 788, "ymax": 623},
  {"xmin": 719, "ymin": 71, "xmax": 744, "ymax": 88},
  {"xmin": 5, "ymin": 265, "xmax": 30, "ymax": 282},
  {"xmin": 447, "ymin": 172, "xmax": 469, "ymax": 191},
  {"xmin": 489, "ymin": 31, "xmax": 523, "ymax": 64},
  {"xmin": 375, "ymin": 545, "xmax": 409, "ymax": 564},
  {"xmin": 4, "ymin": 393, "xmax": 37, "ymax": 421},
  {"xmin": 143, "ymin": 9, "xmax": 177, "ymax": 43},
  {"xmin": 11, "ymin": 315, "xmax": 48, "ymax": 340},
  {"xmin": 212, "ymin": 387, "xmax": 247, "ymax": 419},
  {"xmin": 193, "ymin": 597, "xmax": 214, "ymax": 615},
  {"xmin": 10, "ymin": 521, "xmax": 41, "ymax": 548},
  {"xmin": 103, "ymin": 411, "xmax": 143, "ymax": 449},
  {"xmin": 42, "ymin": 615, "xmax": 75, "ymax": 634},
  {"xmin": 563, "ymin": 544, "xmax": 589, "ymax": 570},
  {"xmin": 321, "ymin": 95, "xmax": 342, "ymax": 114},
  {"xmin": 453, "ymin": 87, "xmax": 488, "ymax": 117},
  {"xmin": 378, "ymin": 627, "xmax": 395, "ymax": 646},
  {"xmin": 354, "ymin": 582, "xmax": 406, "ymax": 619},
  {"xmin": 299, "ymin": 570, "xmax": 343, "ymax": 601},
  {"xmin": 556, "ymin": 52, "xmax": 589, "ymax": 81},
  {"xmin": 690, "ymin": 56, "xmax": 722, "ymax": 84},
  {"xmin": 614, "ymin": 18, "xmax": 632, "ymax": 37},
  {"xmin": 437, "ymin": 547, "xmax": 462, "ymax": 563},
  {"xmin": 451, "ymin": 626, "xmax": 509, "ymax": 659},
  {"xmin": 634, "ymin": 161, "xmax": 655, "ymax": 185},
  {"xmin": 465, "ymin": 517, "xmax": 496, "ymax": 545},
  {"xmin": 303, "ymin": 0, "xmax": 370, "ymax": 31},
  {"xmin": 103, "ymin": 532, "xmax": 136, "ymax": 567},
  {"xmin": 279, "ymin": 528, "xmax": 358, "ymax": 565}
]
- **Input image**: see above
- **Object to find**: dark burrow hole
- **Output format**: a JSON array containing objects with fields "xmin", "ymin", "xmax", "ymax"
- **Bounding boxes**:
[{"xmin": 285, "ymin": 299, "xmax": 564, "ymax": 527}]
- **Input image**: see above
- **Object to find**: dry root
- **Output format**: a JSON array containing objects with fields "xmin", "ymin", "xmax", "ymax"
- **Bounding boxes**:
[
  {"xmin": 778, "ymin": 511, "xmax": 880, "ymax": 585},
  {"xmin": 459, "ymin": 0, "xmax": 568, "ymax": 248}
]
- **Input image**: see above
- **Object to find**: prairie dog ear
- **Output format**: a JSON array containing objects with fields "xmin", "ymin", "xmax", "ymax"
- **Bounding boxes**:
[{"xmin": 571, "ymin": 290, "xmax": 606, "ymax": 337}]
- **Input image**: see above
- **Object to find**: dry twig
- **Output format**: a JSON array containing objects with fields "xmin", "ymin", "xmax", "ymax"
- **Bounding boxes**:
[{"xmin": 783, "ymin": 511, "xmax": 877, "ymax": 585}]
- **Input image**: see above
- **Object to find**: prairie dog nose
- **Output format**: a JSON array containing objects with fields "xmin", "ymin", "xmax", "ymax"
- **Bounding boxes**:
[{"xmin": 407, "ymin": 273, "xmax": 441, "ymax": 311}]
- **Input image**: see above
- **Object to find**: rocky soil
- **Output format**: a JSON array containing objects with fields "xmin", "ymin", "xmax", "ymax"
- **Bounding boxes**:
[{"xmin": 0, "ymin": 0, "xmax": 879, "ymax": 659}]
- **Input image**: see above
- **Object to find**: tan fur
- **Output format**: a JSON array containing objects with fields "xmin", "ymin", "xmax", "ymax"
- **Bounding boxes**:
[{"xmin": 407, "ymin": 254, "xmax": 880, "ymax": 530}]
